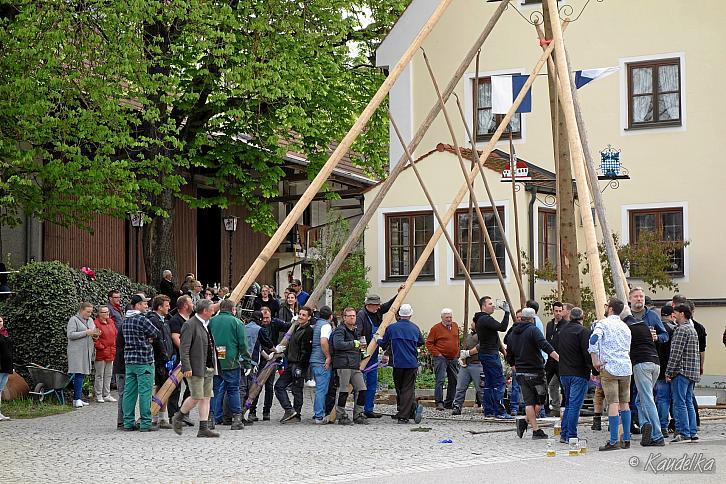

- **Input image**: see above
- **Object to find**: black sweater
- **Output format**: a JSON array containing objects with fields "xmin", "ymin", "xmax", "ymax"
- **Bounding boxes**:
[
  {"xmin": 505, "ymin": 322, "xmax": 553, "ymax": 373},
  {"xmin": 557, "ymin": 321, "xmax": 592, "ymax": 379},
  {"xmin": 474, "ymin": 311, "xmax": 510, "ymax": 355},
  {"xmin": 626, "ymin": 319, "xmax": 659, "ymax": 365}
]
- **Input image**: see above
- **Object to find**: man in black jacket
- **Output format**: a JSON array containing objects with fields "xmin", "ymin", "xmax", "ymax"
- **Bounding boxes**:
[
  {"xmin": 545, "ymin": 301, "xmax": 566, "ymax": 417},
  {"xmin": 356, "ymin": 284, "xmax": 404, "ymax": 418},
  {"xmin": 475, "ymin": 296, "xmax": 511, "ymax": 418},
  {"xmin": 557, "ymin": 307, "xmax": 592, "ymax": 443},
  {"xmin": 507, "ymin": 308, "xmax": 558, "ymax": 439},
  {"xmin": 274, "ymin": 306, "xmax": 313, "ymax": 423},
  {"xmin": 331, "ymin": 307, "xmax": 368, "ymax": 425}
]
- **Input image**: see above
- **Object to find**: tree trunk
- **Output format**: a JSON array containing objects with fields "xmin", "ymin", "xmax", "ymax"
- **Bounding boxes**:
[
  {"xmin": 543, "ymin": 2, "xmax": 580, "ymax": 306},
  {"xmin": 143, "ymin": 187, "xmax": 176, "ymax": 288}
]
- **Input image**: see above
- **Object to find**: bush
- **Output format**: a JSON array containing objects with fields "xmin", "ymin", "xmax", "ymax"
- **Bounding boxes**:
[{"xmin": 4, "ymin": 261, "xmax": 154, "ymax": 376}]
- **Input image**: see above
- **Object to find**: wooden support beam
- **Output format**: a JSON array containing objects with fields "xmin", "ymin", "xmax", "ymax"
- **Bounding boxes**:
[
  {"xmin": 305, "ymin": 0, "xmax": 513, "ymax": 307},
  {"xmin": 544, "ymin": 0, "xmax": 606, "ymax": 318},
  {"xmin": 362, "ymin": 40, "xmax": 558, "ymax": 368},
  {"xmin": 421, "ymin": 49, "xmax": 513, "ymax": 308},
  {"xmin": 229, "ymin": 0, "xmax": 455, "ymax": 303},
  {"xmin": 388, "ymin": 112, "xmax": 481, "ymax": 303}
]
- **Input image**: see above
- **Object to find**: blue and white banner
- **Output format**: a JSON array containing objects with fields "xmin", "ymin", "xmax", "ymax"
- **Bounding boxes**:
[
  {"xmin": 574, "ymin": 67, "xmax": 619, "ymax": 89},
  {"xmin": 491, "ymin": 75, "xmax": 532, "ymax": 114}
]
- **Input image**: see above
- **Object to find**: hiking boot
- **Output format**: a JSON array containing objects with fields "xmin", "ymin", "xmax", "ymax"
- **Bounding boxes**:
[
  {"xmin": 197, "ymin": 420, "xmax": 220, "ymax": 438},
  {"xmin": 619, "ymin": 440, "xmax": 630, "ymax": 449},
  {"xmin": 262, "ymin": 413, "xmax": 271, "ymax": 421},
  {"xmin": 280, "ymin": 409, "xmax": 297, "ymax": 423},
  {"xmin": 648, "ymin": 438, "xmax": 665, "ymax": 447},
  {"xmin": 230, "ymin": 414, "xmax": 244, "ymax": 431},
  {"xmin": 435, "ymin": 403, "xmax": 445, "ymax": 411},
  {"xmin": 248, "ymin": 412, "xmax": 259, "ymax": 422},
  {"xmin": 172, "ymin": 411, "xmax": 187, "ymax": 436},
  {"xmin": 531, "ymin": 429, "xmax": 548, "ymax": 440},
  {"xmin": 181, "ymin": 415, "xmax": 195, "ymax": 427},
  {"xmin": 158, "ymin": 420, "xmax": 173, "ymax": 430},
  {"xmin": 591, "ymin": 416, "xmax": 601, "ymax": 431},
  {"xmin": 353, "ymin": 415, "xmax": 369, "ymax": 425},
  {"xmin": 640, "ymin": 423, "xmax": 653, "ymax": 447},
  {"xmin": 364, "ymin": 411, "xmax": 382, "ymax": 419},
  {"xmin": 516, "ymin": 417, "xmax": 528, "ymax": 438},
  {"xmin": 599, "ymin": 441, "xmax": 621, "ymax": 451},
  {"xmin": 208, "ymin": 417, "xmax": 216, "ymax": 430},
  {"xmin": 338, "ymin": 414, "xmax": 353, "ymax": 426},
  {"xmin": 451, "ymin": 407, "xmax": 462, "ymax": 416}
]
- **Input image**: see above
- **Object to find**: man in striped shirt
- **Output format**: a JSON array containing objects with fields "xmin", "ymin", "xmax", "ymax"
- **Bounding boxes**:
[{"xmin": 666, "ymin": 303, "xmax": 701, "ymax": 442}]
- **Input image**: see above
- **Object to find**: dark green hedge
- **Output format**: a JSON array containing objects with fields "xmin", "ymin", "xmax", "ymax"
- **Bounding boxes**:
[{"xmin": 2, "ymin": 261, "xmax": 154, "ymax": 375}]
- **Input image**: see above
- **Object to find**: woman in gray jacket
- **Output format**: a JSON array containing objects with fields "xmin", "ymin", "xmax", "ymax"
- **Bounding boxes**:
[{"xmin": 67, "ymin": 302, "xmax": 99, "ymax": 408}]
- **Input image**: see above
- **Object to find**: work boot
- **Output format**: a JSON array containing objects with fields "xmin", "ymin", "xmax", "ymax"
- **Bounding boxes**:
[
  {"xmin": 591, "ymin": 415, "xmax": 602, "ymax": 431},
  {"xmin": 230, "ymin": 414, "xmax": 244, "ymax": 430},
  {"xmin": 280, "ymin": 409, "xmax": 297, "ymax": 423},
  {"xmin": 451, "ymin": 407, "xmax": 462, "ymax": 416},
  {"xmin": 337, "ymin": 406, "xmax": 352, "ymax": 425},
  {"xmin": 531, "ymin": 429, "xmax": 548, "ymax": 440},
  {"xmin": 197, "ymin": 420, "xmax": 220, "ymax": 438},
  {"xmin": 248, "ymin": 412, "xmax": 259, "ymax": 422},
  {"xmin": 353, "ymin": 405, "xmax": 369, "ymax": 425},
  {"xmin": 208, "ymin": 416, "xmax": 216, "ymax": 430},
  {"xmin": 158, "ymin": 419, "xmax": 173, "ymax": 430},
  {"xmin": 172, "ymin": 411, "xmax": 187, "ymax": 436},
  {"xmin": 516, "ymin": 417, "xmax": 528, "ymax": 438}
]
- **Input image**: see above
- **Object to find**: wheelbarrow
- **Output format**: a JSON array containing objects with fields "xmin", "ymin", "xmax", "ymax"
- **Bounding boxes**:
[{"xmin": 27, "ymin": 363, "xmax": 72, "ymax": 405}]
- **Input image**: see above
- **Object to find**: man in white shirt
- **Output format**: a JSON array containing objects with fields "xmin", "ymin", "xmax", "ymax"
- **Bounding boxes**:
[{"xmin": 589, "ymin": 298, "xmax": 633, "ymax": 451}]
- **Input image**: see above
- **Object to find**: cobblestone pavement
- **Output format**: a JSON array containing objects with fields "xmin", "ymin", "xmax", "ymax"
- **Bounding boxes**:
[{"xmin": 2, "ymin": 388, "xmax": 725, "ymax": 483}]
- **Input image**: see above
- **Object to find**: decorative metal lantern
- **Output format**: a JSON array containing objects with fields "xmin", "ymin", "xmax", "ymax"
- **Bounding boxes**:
[{"xmin": 599, "ymin": 145, "xmax": 622, "ymax": 178}]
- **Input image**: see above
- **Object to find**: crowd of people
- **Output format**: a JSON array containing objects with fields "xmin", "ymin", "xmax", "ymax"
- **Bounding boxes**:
[{"xmin": 0, "ymin": 268, "xmax": 720, "ymax": 450}]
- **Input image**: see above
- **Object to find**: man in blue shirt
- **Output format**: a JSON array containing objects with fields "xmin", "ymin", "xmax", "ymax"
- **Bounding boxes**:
[
  {"xmin": 379, "ymin": 304, "xmax": 424, "ymax": 424},
  {"xmin": 290, "ymin": 279, "xmax": 309, "ymax": 306}
]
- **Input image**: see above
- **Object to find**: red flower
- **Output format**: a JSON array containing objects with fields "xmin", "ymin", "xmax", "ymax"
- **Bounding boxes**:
[{"xmin": 81, "ymin": 266, "xmax": 97, "ymax": 281}]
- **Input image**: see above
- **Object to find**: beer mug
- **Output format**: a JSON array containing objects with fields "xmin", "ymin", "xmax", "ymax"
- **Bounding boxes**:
[
  {"xmin": 579, "ymin": 438, "xmax": 588, "ymax": 454},
  {"xmin": 546, "ymin": 439, "xmax": 556, "ymax": 457},
  {"xmin": 216, "ymin": 345, "xmax": 227, "ymax": 360},
  {"xmin": 568, "ymin": 438, "xmax": 579, "ymax": 456},
  {"xmin": 554, "ymin": 422, "xmax": 561, "ymax": 436}
]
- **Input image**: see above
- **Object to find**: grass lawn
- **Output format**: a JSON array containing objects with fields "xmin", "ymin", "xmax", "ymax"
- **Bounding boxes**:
[{"xmin": 2, "ymin": 398, "xmax": 74, "ymax": 419}]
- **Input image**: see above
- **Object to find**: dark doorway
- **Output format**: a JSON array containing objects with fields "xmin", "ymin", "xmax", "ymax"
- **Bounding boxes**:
[{"xmin": 196, "ymin": 191, "xmax": 221, "ymax": 288}]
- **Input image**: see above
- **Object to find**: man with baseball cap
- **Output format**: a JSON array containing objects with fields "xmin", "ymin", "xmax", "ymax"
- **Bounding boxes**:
[
  {"xmin": 121, "ymin": 294, "xmax": 160, "ymax": 432},
  {"xmin": 356, "ymin": 284, "xmax": 404, "ymax": 418},
  {"xmin": 378, "ymin": 303, "xmax": 424, "ymax": 424},
  {"xmin": 506, "ymin": 307, "xmax": 558, "ymax": 439},
  {"xmin": 290, "ymin": 279, "xmax": 309, "ymax": 306}
]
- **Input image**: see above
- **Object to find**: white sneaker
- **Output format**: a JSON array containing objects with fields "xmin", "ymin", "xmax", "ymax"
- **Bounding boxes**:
[
  {"xmin": 81, "ymin": 400, "xmax": 90, "ymax": 406},
  {"xmin": 0, "ymin": 412, "xmax": 10, "ymax": 420},
  {"xmin": 104, "ymin": 395, "xmax": 117, "ymax": 403},
  {"xmin": 96, "ymin": 397, "xmax": 105, "ymax": 404},
  {"xmin": 72, "ymin": 400, "xmax": 84, "ymax": 408}
]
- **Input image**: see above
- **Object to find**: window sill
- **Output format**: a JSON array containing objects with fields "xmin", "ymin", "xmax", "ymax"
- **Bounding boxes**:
[
  {"xmin": 382, "ymin": 276, "xmax": 435, "ymax": 283},
  {"xmin": 625, "ymin": 122, "xmax": 682, "ymax": 131},
  {"xmin": 450, "ymin": 274, "xmax": 506, "ymax": 280}
]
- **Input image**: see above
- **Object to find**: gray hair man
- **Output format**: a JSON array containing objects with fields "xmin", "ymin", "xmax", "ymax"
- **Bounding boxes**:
[{"xmin": 425, "ymin": 308, "xmax": 460, "ymax": 411}]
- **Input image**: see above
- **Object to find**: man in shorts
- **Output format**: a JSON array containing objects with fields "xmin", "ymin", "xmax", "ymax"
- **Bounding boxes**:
[
  {"xmin": 172, "ymin": 299, "xmax": 219, "ymax": 438},
  {"xmin": 589, "ymin": 298, "xmax": 633, "ymax": 451},
  {"xmin": 505, "ymin": 308, "xmax": 559, "ymax": 439}
]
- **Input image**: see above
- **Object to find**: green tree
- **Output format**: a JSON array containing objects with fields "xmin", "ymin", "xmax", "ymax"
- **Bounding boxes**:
[{"xmin": 0, "ymin": 1, "xmax": 406, "ymax": 280}]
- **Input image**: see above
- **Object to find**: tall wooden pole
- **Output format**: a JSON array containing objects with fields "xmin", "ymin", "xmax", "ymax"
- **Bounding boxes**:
[
  {"xmin": 541, "ymin": 2, "xmax": 579, "ymax": 305},
  {"xmin": 362, "ymin": 41, "xmax": 558, "ymax": 368},
  {"xmin": 465, "ymin": 51, "xmax": 482, "ymax": 333},
  {"xmin": 508, "ymin": 129, "xmax": 524, "ymax": 305},
  {"xmin": 229, "ymin": 0, "xmax": 455, "ymax": 303},
  {"xmin": 544, "ymin": 0, "xmax": 606, "ymax": 318},
  {"xmin": 304, "ymin": 0, "xmax": 513, "ymax": 307},
  {"xmin": 421, "ymin": 50, "xmax": 514, "ymax": 308},
  {"xmin": 563, "ymin": 49, "xmax": 630, "ymax": 302},
  {"xmin": 388, "ymin": 112, "xmax": 481, "ymax": 303}
]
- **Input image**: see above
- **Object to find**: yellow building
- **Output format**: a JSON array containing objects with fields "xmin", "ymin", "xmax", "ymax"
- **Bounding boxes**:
[{"xmin": 366, "ymin": 0, "xmax": 726, "ymax": 381}]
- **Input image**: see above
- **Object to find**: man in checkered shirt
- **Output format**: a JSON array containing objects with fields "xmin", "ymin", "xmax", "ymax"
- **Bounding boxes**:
[{"xmin": 665, "ymin": 303, "xmax": 701, "ymax": 442}]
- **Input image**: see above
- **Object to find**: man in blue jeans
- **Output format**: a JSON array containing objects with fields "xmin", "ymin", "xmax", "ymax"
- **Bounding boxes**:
[
  {"xmin": 475, "ymin": 296, "xmax": 511, "ymax": 419},
  {"xmin": 556, "ymin": 307, "xmax": 592, "ymax": 443},
  {"xmin": 309, "ymin": 306, "xmax": 333, "ymax": 424},
  {"xmin": 666, "ymin": 304, "xmax": 701, "ymax": 442},
  {"xmin": 655, "ymin": 305, "xmax": 676, "ymax": 436}
]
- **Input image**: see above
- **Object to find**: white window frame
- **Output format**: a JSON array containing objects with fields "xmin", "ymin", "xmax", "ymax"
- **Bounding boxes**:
[
  {"xmin": 619, "ymin": 52, "xmax": 687, "ymax": 136},
  {"xmin": 378, "ymin": 205, "xmax": 439, "ymax": 287},
  {"xmin": 532, "ymin": 200, "xmax": 559, "ymax": 283},
  {"xmin": 620, "ymin": 201, "xmax": 689, "ymax": 282},
  {"xmin": 463, "ymin": 69, "xmax": 528, "ymax": 149}
]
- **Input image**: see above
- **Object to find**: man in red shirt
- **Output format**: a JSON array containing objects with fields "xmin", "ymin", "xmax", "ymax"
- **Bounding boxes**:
[{"xmin": 425, "ymin": 308, "xmax": 460, "ymax": 410}]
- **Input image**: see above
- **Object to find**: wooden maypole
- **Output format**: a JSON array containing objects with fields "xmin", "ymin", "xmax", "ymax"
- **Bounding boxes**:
[
  {"xmin": 304, "ymin": 0, "xmax": 513, "ymax": 307},
  {"xmin": 544, "ymin": 0, "xmax": 606, "ymax": 318},
  {"xmin": 228, "ymin": 0, "xmax": 455, "ymax": 303}
]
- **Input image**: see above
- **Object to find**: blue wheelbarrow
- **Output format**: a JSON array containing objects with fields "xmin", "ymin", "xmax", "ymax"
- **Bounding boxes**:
[{"xmin": 27, "ymin": 363, "xmax": 72, "ymax": 405}]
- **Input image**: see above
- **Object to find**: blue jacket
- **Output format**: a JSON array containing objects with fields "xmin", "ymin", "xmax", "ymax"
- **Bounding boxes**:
[
  {"xmin": 635, "ymin": 308, "xmax": 669, "ymax": 344},
  {"xmin": 379, "ymin": 319, "xmax": 424, "ymax": 369}
]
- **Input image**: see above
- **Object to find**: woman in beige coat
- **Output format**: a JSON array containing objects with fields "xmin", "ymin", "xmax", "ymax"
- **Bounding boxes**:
[{"xmin": 67, "ymin": 302, "xmax": 99, "ymax": 408}]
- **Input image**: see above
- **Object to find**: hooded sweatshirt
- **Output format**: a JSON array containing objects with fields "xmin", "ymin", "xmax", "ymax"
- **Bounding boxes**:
[{"xmin": 504, "ymin": 321, "xmax": 553, "ymax": 374}]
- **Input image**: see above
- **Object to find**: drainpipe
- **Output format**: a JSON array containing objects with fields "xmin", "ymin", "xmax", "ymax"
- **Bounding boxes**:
[{"xmin": 527, "ymin": 186, "xmax": 538, "ymax": 300}]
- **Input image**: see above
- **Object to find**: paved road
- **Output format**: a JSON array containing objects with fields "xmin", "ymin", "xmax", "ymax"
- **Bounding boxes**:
[{"xmin": 2, "ymin": 389, "xmax": 725, "ymax": 483}]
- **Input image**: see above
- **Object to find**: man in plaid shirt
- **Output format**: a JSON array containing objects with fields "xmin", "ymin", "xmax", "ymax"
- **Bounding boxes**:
[
  {"xmin": 122, "ymin": 294, "xmax": 161, "ymax": 432},
  {"xmin": 665, "ymin": 303, "xmax": 701, "ymax": 442}
]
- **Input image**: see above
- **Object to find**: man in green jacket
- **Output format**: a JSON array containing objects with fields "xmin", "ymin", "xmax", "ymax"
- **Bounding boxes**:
[{"xmin": 209, "ymin": 299, "xmax": 251, "ymax": 430}]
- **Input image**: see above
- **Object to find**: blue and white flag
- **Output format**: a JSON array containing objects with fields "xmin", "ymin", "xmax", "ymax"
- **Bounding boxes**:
[
  {"xmin": 491, "ymin": 75, "xmax": 532, "ymax": 114},
  {"xmin": 574, "ymin": 67, "xmax": 619, "ymax": 89}
]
